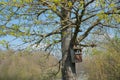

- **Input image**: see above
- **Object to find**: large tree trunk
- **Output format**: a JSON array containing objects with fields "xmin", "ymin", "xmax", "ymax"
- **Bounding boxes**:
[
  {"xmin": 61, "ymin": 7, "xmax": 76, "ymax": 80},
  {"xmin": 61, "ymin": 30, "xmax": 76, "ymax": 80}
]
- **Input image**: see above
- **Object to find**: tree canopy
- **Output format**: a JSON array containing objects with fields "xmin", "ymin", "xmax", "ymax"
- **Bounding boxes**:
[{"xmin": 0, "ymin": 0, "xmax": 120, "ymax": 50}]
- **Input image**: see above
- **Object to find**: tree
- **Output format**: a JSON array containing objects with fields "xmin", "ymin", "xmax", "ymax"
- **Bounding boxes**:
[
  {"xmin": 83, "ymin": 35, "xmax": 120, "ymax": 80},
  {"xmin": 0, "ymin": 0, "xmax": 120, "ymax": 80}
]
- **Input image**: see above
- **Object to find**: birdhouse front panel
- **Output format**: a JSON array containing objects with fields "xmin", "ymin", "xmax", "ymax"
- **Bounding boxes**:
[{"xmin": 74, "ymin": 54, "xmax": 82, "ymax": 63}]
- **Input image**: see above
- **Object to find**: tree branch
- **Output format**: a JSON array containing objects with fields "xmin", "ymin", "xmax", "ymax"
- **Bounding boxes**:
[
  {"xmin": 40, "ymin": 1, "xmax": 63, "ymax": 18},
  {"xmin": 85, "ymin": 0, "xmax": 95, "ymax": 7},
  {"xmin": 78, "ymin": 19, "xmax": 100, "ymax": 42},
  {"xmin": 82, "ymin": 14, "xmax": 96, "ymax": 22},
  {"xmin": 99, "ymin": 23, "xmax": 119, "ymax": 28},
  {"xmin": 79, "ymin": 43, "xmax": 97, "ymax": 47},
  {"xmin": 45, "ymin": 40, "xmax": 61, "ymax": 51},
  {"xmin": 71, "ymin": 0, "xmax": 86, "ymax": 45}
]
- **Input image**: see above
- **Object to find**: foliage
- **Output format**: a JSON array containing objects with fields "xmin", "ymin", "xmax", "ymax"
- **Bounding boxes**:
[{"xmin": 0, "ymin": 50, "xmax": 60, "ymax": 80}]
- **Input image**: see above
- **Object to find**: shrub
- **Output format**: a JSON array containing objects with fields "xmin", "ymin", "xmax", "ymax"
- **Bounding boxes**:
[{"xmin": 83, "ymin": 37, "xmax": 120, "ymax": 80}]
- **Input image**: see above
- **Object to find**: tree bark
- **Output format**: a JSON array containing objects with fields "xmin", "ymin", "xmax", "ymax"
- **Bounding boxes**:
[
  {"xmin": 61, "ymin": 7, "xmax": 76, "ymax": 80},
  {"xmin": 61, "ymin": 30, "xmax": 76, "ymax": 80}
]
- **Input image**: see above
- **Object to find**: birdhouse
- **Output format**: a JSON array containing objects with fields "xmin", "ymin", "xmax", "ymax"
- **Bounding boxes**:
[
  {"xmin": 74, "ymin": 51, "xmax": 82, "ymax": 63},
  {"xmin": 70, "ymin": 45, "xmax": 82, "ymax": 63}
]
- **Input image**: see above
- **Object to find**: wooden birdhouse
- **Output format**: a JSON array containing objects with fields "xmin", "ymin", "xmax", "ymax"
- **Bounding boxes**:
[{"xmin": 70, "ymin": 45, "xmax": 82, "ymax": 63}]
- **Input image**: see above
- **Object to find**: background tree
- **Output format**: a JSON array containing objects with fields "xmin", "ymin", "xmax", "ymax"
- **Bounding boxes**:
[
  {"xmin": 0, "ymin": 50, "xmax": 60, "ymax": 80},
  {"xmin": 0, "ymin": 0, "xmax": 120, "ymax": 80},
  {"xmin": 83, "ymin": 33, "xmax": 120, "ymax": 80}
]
